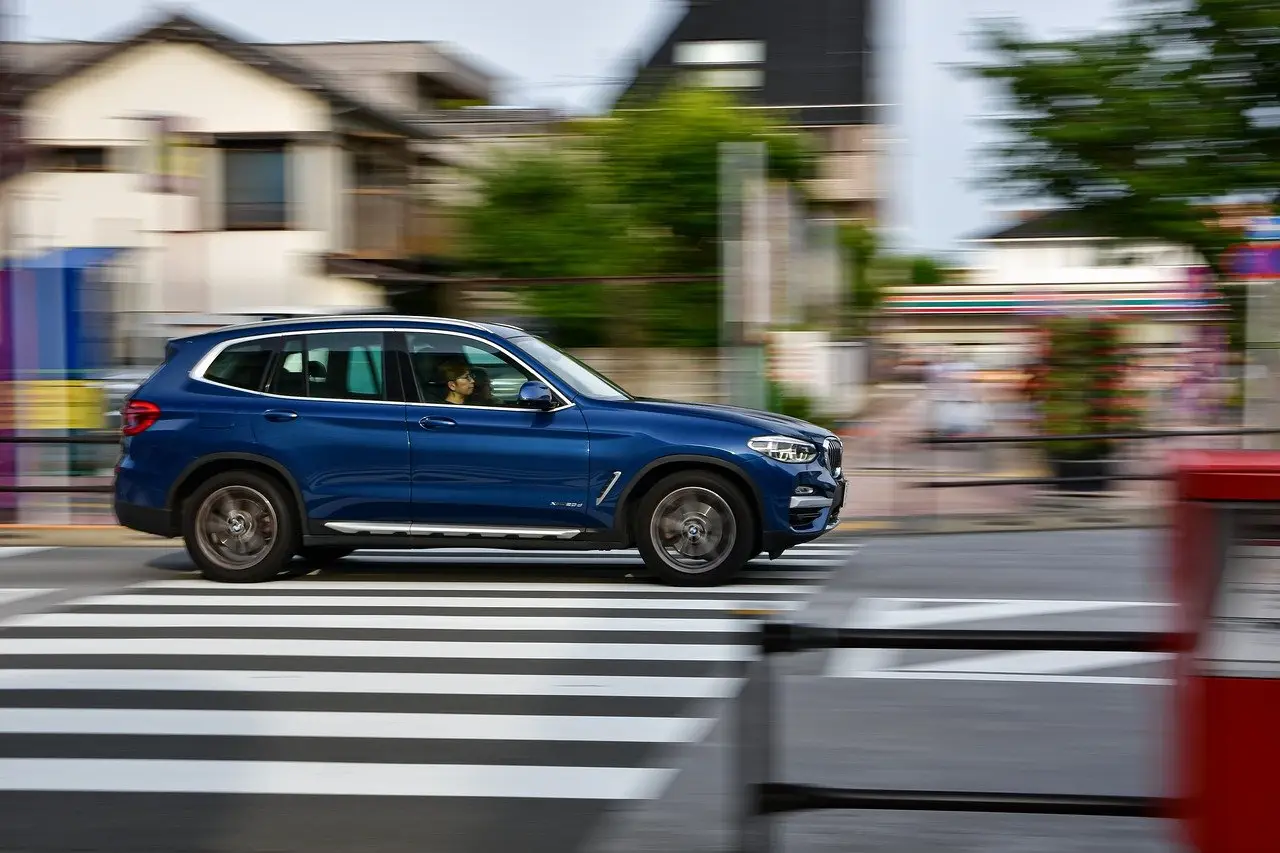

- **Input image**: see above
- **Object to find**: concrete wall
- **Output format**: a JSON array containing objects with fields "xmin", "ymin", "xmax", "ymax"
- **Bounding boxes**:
[{"xmin": 570, "ymin": 348, "xmax": 726, "ymax": 403}]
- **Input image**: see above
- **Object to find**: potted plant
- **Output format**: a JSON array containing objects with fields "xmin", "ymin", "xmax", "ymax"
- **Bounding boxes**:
[{"xmin": 1025, "ymin": 314, "xmax": 1140, "ymax": 491}]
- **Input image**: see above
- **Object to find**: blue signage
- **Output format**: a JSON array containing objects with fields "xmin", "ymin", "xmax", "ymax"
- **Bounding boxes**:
[{"xmin": 1246, "ymin": 217, "xmax": 1280, "ymax": 243}]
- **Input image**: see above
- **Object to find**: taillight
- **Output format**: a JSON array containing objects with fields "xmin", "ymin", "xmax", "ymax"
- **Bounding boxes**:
[{"xmin": 121, "ymin": 400, "xmax": 161, "ymax": 436}]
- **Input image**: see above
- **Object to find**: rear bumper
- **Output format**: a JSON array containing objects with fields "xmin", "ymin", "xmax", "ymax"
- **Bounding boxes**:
[{"xmin": 114, "ymin": 499, "xmax": 176, "ymax": 538}]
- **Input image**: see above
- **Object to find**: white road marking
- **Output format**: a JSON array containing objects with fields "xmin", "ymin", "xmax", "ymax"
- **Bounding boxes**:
[
  {"xmin": 133, "ymin": 579, "xmax": 814, "ymax": 595},
  {"xmin": 0, "ymin": 588, "xmax": 59, "ymax": 607},
  {"xmin": 0, "ymin": 548, "xmax": 54, "ymax": 560},
  {"xmin": 0, "ymin": 759, "xmax": 679, "ymax": 799},
  {"xmin": 10, "ymin": 611, "xmax": 756, "ymax": 633},
  {"xmin": 872, "ymin": 599, "xmax": 1165, "ymax": 630},
  {"xmin": 826, "ymin": 597, "xmax": 1172, "ymax": 682},
  {"xmin": 0, "ymin": 707, "xmax": 714, "ymax": 744},
  {"xmin": 851, "ymin": 671, "xmax": 1171, "ymax": 686},
  {"xmin": 895, "ymin": 650, "xmax": 1173, "ymax": 675},
  {"xmin": 76, "ymin": 593, "xmax": 806, "ymax": 612},
  {"xmin": 0, "ymin": 669, "xmax": 741, "ymax": 699},
  {"xmin": 0, "ymin": 636, "xmax": 755, "ymax": 662},
  {"xmin": 824, "ymin": 597, "xmax": 904, "ymax": 677}
]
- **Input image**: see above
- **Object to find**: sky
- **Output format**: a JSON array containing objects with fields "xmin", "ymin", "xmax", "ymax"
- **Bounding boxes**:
[{"xmin": 17, "ymin": 0, "xmax": 1127, "ymax": 258}]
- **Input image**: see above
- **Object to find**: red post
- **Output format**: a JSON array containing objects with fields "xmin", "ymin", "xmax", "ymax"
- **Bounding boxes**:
[{"xmin": 1170, "ymin": 450, "xmax": 1280, "ymax": 853}]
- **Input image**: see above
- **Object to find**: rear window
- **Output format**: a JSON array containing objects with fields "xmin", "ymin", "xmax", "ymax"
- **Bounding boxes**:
[{"xmin": 203, "ymin": 340, "xmax": 274, "ymax": 391}]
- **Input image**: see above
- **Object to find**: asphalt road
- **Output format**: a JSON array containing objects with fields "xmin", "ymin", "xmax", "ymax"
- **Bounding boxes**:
[
  {"xmin": 0, "ymin": 530, "xmax": 1183, "ymax": 853},
  {"xmin": 0, "ymin": 539, "xmax": 857, "ymax": 853},
  {"xmin": 586, "ymin": 528, "xmax": 1181, "ymax": 853}
]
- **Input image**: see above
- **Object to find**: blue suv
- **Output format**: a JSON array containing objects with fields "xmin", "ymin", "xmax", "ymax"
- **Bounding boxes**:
[{"xmin": 113, "ymin": 315, "xmax": 847, "ymax": 586}]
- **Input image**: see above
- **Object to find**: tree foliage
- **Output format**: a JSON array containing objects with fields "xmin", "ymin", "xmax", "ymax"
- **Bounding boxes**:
[
  {"xmin": 969, "ymin": 0, "xmax": 1280, "ymax": 272},
  {"xmin": 458, "ymin": 87, "xmax": 816, "ymax": 347}
]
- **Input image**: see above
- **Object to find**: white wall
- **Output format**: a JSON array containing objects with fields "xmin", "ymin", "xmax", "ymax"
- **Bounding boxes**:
[
  {"xmin": 970, "ymin": 239, "xmax": 1204, "ymax": 287},
  {"xmin": 26, "ymin": 42, "xmax": 329, "ymax": 142},
  {"xmin": 14, "ymin": 41, "xmax": 383, "ymax": 319}
]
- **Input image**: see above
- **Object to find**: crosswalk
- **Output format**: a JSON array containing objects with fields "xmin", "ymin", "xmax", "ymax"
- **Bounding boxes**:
[
  {"xmin": 321, "ymin": 539, "xmax": 858, "ymax": 582},
  {"xmin": 826, "ymin": 596, "xmax": 1174, "ymax": 684},
  {"xmin": 0, "ymin": 557, "xmax": 834, "ymax": 817}
]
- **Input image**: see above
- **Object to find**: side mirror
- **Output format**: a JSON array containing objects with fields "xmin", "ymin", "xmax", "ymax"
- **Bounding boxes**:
[{"xmin": 517, "ymin": 380, "xmax": 555, "ymax": 411}]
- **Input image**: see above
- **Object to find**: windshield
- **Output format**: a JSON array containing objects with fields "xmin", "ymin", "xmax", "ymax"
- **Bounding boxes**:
[{"xmin": 514, "ymin": 335, "xmax": 632, "ymax": 401}]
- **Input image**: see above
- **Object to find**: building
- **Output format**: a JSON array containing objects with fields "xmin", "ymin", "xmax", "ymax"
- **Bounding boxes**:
[
  {"xmin": 615, "ymin": 0, "xmax": 883, "ymax": 224},
  {"xmin": 881, "ymin": 209, "xmax": 1226, "ymax": 366},
  {"xmin": 2, "ymin": 10, "xmax": 539, "ymax": 362}
]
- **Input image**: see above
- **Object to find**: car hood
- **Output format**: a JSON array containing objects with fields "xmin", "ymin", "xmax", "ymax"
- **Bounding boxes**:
[{"xmin": 619, "ymin": 398, "xmax": 834, "ymax": 443}]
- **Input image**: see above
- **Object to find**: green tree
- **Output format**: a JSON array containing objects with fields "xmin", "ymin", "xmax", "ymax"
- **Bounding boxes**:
[
  {"xmin": 597, "ymin": 87, "xmax": 814, "ymax": 273},
  {"xmin": 839, "ymin": 221, "xmax": 879, "ymax": 334},
  {"xmin": 969, "ymin": 0, "xmax": 1280, "ymax": 273},
  {"xmin": 460, "ymin": 150, "xmax": 650, "ymax": 347},
  {"xmin": 459, "ymin": 87, "xmax": 816, "ymax": 347}
]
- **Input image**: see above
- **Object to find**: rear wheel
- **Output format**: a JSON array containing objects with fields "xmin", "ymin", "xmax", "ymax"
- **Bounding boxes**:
[
  {"xmin": 634, "ymin": 471, "xmax": 756, "ymax": 587},
  {"xmin": 182, "ymin": 471, "xmax": 297, "ymax": 583}
]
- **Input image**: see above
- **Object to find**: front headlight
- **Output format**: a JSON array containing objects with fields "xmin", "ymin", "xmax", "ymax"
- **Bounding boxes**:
[{"xmin": 748, "ymin": 435, "xmax": 818, "ymax": 464}]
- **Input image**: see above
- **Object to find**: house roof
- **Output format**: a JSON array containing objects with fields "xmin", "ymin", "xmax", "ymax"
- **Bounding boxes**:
[
  {"xmin": 614, "ymin": 0, "xmax": 876, "ymax": 127},
  {"xmin": 969, "ymin": 209, "xmax": 1104, "ymax": 241},
  {"xmin": 17, "ymin": 10, "xmax": 438, "ymax": 140}
]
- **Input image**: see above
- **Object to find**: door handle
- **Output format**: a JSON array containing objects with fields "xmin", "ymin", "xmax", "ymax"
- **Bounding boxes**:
[
  {"xmin": 419, "ymin": 416, "xmax": 456, "ymax": 429},
  {"xmin": 263, "ymin": 409, "xmax": 299, "ymax": 422}
]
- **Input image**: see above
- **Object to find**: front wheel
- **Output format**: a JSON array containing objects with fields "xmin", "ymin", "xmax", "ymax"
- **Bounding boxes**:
[
  {"xmin": 634, "ymin": 471, "xmax": 757, "ymax": 586},
  {"xmin": 182, "ymin": 471, "xmax": 298, "ymax": 583}
]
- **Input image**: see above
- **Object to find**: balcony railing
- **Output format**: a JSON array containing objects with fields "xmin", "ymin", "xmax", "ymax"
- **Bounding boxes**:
[
  {"xmin": 345, "ymin": 189, "xmax": 460, "ymax": 260},
  {"xmin": 347, "ymin": 189, "xmax": 408, "ymax": 259}
]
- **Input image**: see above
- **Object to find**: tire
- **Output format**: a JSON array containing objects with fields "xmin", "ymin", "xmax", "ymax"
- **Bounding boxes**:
[
  {"xmin": 633, "ymin": 470, "xmax": 757, "ymax": 586},
  {"xmin": 182, "ymin": 470, "xmax": 298, "ymax": 583}
]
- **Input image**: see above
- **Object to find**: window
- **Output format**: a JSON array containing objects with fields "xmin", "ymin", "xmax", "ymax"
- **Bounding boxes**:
[
  {"xmin": 41, "ymin": 146, "xmax": 109, "ymax": 172},
  {"xmin": 266, "ymin": 332, "xmax": 386, "ymax": 401},
  {"xmin": 203, "ymin": 340, "xmax": 274, "ymax": 391},
  {"xmin": 509, "ymin": 335, "xmax": 630, "ymax": 401},
  {"xmin": 673, "ymin": 40, "xmax": 765, "ymax": 65},
  {"xmin": 405, "ymin": 332, "xmax": 537, "ymax": 407},
  {"xmin": 223, "ymin": 142, "xmax": 288, "ymax": 230}
]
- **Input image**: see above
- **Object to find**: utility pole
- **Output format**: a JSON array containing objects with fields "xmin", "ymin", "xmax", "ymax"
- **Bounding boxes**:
[{"xmin": 0, "ymin": 0, "xmax": 24, "ymax": 264}]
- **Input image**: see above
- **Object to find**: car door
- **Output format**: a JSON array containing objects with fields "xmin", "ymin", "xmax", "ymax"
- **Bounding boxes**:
[
  {"xmin": 399, "ymin": 329, "xmax": 591, "ymax": 531},
  {"xmin": 250, "ymin": 330, "xmax": 412, "ymax": 533}
]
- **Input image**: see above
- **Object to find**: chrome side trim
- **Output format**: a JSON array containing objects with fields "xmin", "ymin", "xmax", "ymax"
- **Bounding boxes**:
[
  {"xmin": 188, "ymin": 326, "xmax": 577, "ymax": 414},
  {"xmin": 324, "ymin": 521, "xmax": 413, "ymax": 535},
  {"xmin": 595, "ymin": 471, "xmax": 623, "ymax": 506},
  {"xmin": 790, "ymin": 496, "xmax": 834, "ymax": 509},
  {"xmin": 324, "ymin": 521, "xmax": 583, "ymax": 539},
  {"xmin": 410, "ymin": 524, "xmax": 582, "ymax": 539}
]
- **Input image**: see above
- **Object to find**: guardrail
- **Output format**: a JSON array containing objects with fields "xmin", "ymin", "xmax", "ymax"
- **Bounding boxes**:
[{"xmin": 734, "ymin": 619, "xmax": 1181, "ymax": 853}]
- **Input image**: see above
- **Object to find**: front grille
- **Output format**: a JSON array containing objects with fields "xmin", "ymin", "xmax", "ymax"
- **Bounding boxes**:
[{"xmin": 823, "ymin": 437, "xmax": 843, "ymax": 476}]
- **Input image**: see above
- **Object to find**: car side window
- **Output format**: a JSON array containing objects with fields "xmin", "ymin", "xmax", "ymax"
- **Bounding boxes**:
[
  {"xmin": 405, "ymin": 332, "xmax": 535, "ymax": 407},
  {"xmin": 265, "ymin": 332, "xmax": 386, "ymax": 401},
  {"xmin": 203, "ymin": 340, "xmax": 274, "ymax": 391}
]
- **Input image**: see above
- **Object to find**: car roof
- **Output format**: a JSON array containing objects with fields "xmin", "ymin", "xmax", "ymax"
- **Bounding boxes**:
[{"xmin": 181, "ymin": 315, "xmax": 530, "ymax": 345}]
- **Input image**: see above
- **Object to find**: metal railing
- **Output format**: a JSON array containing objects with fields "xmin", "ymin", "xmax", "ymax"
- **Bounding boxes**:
[{"xmin": 734, "ymin": 618, "xmax": 1182, "ymax": 853}]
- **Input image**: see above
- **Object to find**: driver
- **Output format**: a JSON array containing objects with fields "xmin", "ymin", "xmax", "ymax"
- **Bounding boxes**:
[{"xmin": 439, "ymin": 359, "xmax": 475, "ymax": 404}]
